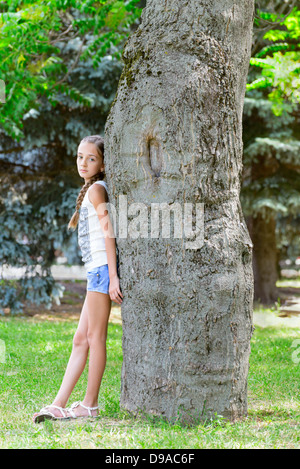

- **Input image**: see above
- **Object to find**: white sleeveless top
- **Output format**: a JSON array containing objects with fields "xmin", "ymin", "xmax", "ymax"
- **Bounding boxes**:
[{"xmin": 78, "ymin": 180, "xmax": 108, "ymax": 270}]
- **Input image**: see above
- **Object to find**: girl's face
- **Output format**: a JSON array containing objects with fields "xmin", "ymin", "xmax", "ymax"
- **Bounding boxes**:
[{"xmin": 77, "ymin": 142, "xmax": 104, "ymax": 183}]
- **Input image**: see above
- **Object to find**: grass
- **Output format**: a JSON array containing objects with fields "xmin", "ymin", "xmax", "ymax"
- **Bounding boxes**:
[{"xmin": 0, "ymin": 310, "xmax": 299, "ymax": 449}]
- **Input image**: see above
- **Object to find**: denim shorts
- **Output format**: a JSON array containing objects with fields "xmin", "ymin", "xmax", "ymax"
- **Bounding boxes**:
[{"xmin": 86, "ymin": 264, "xmax": 110, "ymax": 294}]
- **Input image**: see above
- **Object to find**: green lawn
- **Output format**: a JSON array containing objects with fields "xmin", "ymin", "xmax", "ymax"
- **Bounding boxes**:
[{"xmin": 0, "ymin": 311, "xmax": 299, "ymax": 449}]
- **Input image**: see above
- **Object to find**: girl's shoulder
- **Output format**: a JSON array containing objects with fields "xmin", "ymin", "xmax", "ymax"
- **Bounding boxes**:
[
  {"xmin": 93, "ymin": 180, "xmax": 108, "ymax": 191},
  {"xmin": 88, "ymin": 180, "xmax": 109, "ymax": 204}
]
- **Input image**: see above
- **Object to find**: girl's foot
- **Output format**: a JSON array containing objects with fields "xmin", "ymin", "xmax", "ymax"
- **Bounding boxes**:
[
  {"xmin": 66, "ymin": 401, "xmax": 99, "ymax": 419},
  {"xmin": 33, "ymin": 404, "xmax": 69, "ymax": 423}
]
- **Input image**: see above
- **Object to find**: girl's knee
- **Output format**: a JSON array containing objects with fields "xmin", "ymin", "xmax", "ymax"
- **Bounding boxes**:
[
  {"xmin": 73, "ymin": 329, "xmax": 89, "ymax": 349},
  {"xmin": 86, "ymin": 329, "xmax": 107, "ymax": 347}
]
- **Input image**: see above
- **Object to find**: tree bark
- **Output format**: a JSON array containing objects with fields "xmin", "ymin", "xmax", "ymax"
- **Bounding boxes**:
[{"xmin": 105, "ymin": 0, "xmax": 255, "ymax": 423}]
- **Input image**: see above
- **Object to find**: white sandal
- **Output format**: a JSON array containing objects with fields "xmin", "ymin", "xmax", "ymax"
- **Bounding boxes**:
[
  {"xmin": 67, "ymin": 401, "xmax": 99, "ymax": 419},
  {"xmin": 33, "ymin": 405, "xmax": 69, "ymax": 423}
]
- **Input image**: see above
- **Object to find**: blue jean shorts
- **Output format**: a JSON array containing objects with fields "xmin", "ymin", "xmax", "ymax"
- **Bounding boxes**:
[{"xmin": 86, "ymin": 264, "xmax": 110, "ymax": 294}]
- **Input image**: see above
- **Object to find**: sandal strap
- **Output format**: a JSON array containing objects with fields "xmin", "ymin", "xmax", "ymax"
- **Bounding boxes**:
[
  {"xmin": 48, "ymin": 405, "xmax": 67, "ymax": 418},
  {"xmin": 79, "ymin": 402, "xmax": 99, "ymax": 411},
  {"xmin": 38, "ymin": 408, "xmax": 56, "ymax": 419},
  {"xmin": 69, "ymin": 401, "xmax": 99, "ymax": 417},
  {"xmin": 38, "ymin": 405, "xmax": 67, "ymax": 419},
  {"xmin": 68, "ymin": 401, "xmax": 80, "ymax": 418}
]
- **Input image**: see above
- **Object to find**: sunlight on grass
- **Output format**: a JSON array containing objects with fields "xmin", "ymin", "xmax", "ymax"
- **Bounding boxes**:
[{"xmin": 0, "ymin": 304, "xmax": 299, "ymax": 449}]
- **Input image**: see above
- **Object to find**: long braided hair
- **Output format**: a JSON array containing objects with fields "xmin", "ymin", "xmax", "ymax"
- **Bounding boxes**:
[{"xmin": 68, "ymin": 135, "xmax": 105, "ymax": 231}]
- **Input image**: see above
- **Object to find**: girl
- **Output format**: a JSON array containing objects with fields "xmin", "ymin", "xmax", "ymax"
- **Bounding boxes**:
[{"xmin": 33, "ymin": 135, "xmax": 123, "ymax": 423}]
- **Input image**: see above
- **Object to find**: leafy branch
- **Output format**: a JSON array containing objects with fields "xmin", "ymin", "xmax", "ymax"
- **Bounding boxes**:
[
  {"xmin": 247, "ymin": 6, "xmax": 300, "ymax": 116},
  {"xmin": 0, "ymin": 0, "xmax": 142, "ymax": 139}
]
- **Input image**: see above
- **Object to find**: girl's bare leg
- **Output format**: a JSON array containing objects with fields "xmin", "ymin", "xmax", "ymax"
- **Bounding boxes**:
[
  {"xmin": 34, "ymin": 291, "xmax": 111, "ymax": 419},
  {"xmin": 69, "ymin": 291, "xmax": 111, "ymax": 417},
  {"xmin": 49, "ymin": 295, "xmax": 90, "ymax": 411}
]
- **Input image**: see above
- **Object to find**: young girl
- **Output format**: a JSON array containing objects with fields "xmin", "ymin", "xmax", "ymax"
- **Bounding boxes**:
[{"xmin": 33, "ymin": 135, "xmax": 123, "ymax": 423}]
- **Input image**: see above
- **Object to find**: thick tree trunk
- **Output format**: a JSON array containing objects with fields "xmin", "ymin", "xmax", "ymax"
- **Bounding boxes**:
[
  {"xmin": 247, "ymin": 213, "xmax": 280, "ymax": 305},
  {"xmin": 105, "ymin": 0, "xmax": 255, "ymax": 423}
]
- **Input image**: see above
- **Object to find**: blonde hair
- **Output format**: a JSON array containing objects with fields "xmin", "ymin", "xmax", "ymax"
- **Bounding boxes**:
[{"xmin": 68, "ymin": 135, "xmax": 105, "ymax": 231}]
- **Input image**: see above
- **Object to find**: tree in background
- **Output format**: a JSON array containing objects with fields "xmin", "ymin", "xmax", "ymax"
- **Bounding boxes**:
[
  {"xmin": 0, "ymin": 0, "xmax": 143, "ymax": 313},
  {"xmin": 242, "ymin": 2, "xmax": 300, "ymax": 304}
]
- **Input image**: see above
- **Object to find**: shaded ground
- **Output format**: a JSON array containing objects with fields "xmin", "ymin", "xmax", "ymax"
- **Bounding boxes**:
[
  {"xmin": 6, "ymin": 277, "xmax": 300, "ymax": 325},
  {"xmin": 22, "ymin": 280, "xmax": 122, "ymax": 324},
  {"xmin": 276, "ymin": 285, "xmax": 300, "ymax": 317}
]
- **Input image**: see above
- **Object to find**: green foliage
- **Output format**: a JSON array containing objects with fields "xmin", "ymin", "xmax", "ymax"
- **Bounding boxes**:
[
  {"xmin": 0, "ymin": 1, "xmax": 142, "ymax": 312},
  {"xmin": 0, "ymin": 184, "xmax": 78, "ymax": 313},
  {"xmin": 244, "ymin": 137, "xmax": 300, "ymax": 167},
  {"xmin": 242, "ymin": 4, "xmax": 300, "ymax": 266},
  {"xmin": 247, "ymin": 7, "xmax": 300, "ymax": 116},
  {"xmin": 0, "ymin": 0, "xmax": 142, "ymax": 139}
]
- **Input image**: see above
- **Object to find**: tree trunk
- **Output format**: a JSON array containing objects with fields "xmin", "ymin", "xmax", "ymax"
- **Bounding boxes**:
[
  {"xmin": 247, "ymin": 213, "xmax": 280, "ymax": 305},
  {"xmin": 105, "ymin": 0, "xmax": 255, "ymax": 423}
]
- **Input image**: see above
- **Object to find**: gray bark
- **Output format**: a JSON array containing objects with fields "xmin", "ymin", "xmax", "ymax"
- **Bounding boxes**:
[{"xmin": 105, "ymin": 0, "xmax": 255, "ymax": 423}]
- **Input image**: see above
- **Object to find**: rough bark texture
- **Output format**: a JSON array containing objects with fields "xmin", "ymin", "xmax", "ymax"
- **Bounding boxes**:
[{"xmin": 105, "ymin": 0, "xmax": 255, "ymax": 423}]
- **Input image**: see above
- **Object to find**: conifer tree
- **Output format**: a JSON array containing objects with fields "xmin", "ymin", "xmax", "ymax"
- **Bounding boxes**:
[
  {"xmin": 0, "ymin": 0, "xmax": 142, "ymax": 312},
  {"xmin": 242, "ymin": 4, "xmax": 300, "ymax": 304}
]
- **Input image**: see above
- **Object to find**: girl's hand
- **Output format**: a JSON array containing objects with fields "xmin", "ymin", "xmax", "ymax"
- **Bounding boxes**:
[{"xmin": 109, "ymin": 274, "xmax": 123, "ymax": 305}]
